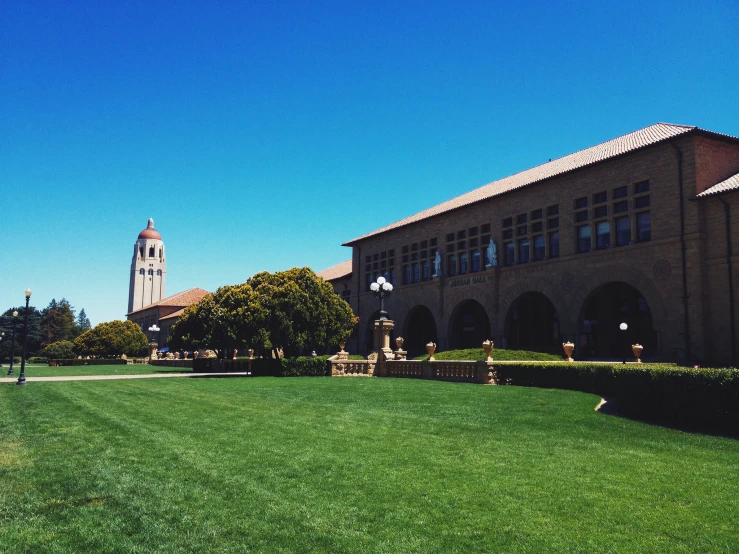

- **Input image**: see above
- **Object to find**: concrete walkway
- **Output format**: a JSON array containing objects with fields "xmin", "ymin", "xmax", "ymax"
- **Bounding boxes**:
[{"xmin": 0, "ymin": 372, "xmax": 250, "ymax": 383}]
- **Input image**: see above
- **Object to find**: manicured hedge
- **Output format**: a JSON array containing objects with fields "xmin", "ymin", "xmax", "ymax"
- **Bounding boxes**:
[
  {"xmin": 493, "ymin": 363, "xmax": 739, "ymax": 434},
  {"xmin": 49, "ymin": 359, "xmax": 129, "ymax": 366}
]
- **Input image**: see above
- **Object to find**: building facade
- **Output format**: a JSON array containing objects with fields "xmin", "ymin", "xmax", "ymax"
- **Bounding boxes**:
[
  {"xmin": 128, "ymin": 218, "xmax": 167, "ymax": 313},
  {"xmin": 337, "ymin": 123, "xmax": 739, "ymax": 364}
]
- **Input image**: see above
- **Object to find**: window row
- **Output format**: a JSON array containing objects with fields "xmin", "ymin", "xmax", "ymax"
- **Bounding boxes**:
[
  {"xmin": 139, "ymin": 269, "xmax": 163, "ymax": 276},
  {"xmin": 573, "ymin": 180, "xmax": 649, "ymax": 209},
  {"xmin": 576, "ymin": 212, "xmax": 651, "ymax": 253},
  {"xmin": 502, "ymin": 205, "xmax": 559, "ymax": 229}
]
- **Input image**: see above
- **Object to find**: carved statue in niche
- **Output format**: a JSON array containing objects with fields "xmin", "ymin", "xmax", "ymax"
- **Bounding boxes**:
[
  {"xmin": 487, "ymin": 240, "xmax": 497, "ymax": 267},
  {"xmin": 433, "ymin": 251, "xmax": 442, "ymax": 277}
]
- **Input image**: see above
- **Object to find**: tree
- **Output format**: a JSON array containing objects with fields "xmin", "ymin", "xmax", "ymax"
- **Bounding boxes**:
[
  {"xmin": 0, "ymin": 306, "xmax": 43, "ymax": 361},
  {"xmin": 40, "ymin": 298, "xmax": 77, "ymax": 346},
  {"xmin": 76, "ymin": 309, "xmax": 91, "ymax": 334},
  {"xmin": 74, "ymin": 320, "xmax": 148, "ymax": 357},
  {"xmin": 41, "ymin": 340, "xmax": 76, "ymax": 359},
  {"xmin": 168, "ymin": 268, "xmax": 356, "ymax": 358}
]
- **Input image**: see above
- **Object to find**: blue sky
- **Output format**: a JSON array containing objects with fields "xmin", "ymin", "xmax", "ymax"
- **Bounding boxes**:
[{"xmin": 2, "ymin": 0, "xmax": 738, "ymax": 325}]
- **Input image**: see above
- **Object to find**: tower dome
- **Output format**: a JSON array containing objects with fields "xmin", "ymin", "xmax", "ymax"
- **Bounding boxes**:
[{"xmin": 138, "ymin": 217, "xmax": 162, "ymax": 240}]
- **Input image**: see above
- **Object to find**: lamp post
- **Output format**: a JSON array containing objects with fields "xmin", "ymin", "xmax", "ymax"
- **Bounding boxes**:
[
  {"xmin": 17, "ymin": 289, "xmax": 32, "ymax": 386},
  {"xmin": 370, "ymin": 276, "xmax": 394, "ymax": 320},
  {"xmin": 7, "ymin": 311, "xmax": 18, "ymax": 376},
  {"xmin": 619, "ymin": 322, "xmax": 628, "ymax": 364},
  {"xmin": 148, "ymin": 324, "xmax": 160, "ymax": 343}
]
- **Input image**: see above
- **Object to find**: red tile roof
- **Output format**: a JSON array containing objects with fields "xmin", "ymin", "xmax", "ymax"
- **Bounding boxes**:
[
  {"xmin": 159, "ymin": 308, "xmax": 186, "ymax": 321},
  {"xmin": 695, "ymin": 171, "xmax": 739, "ymax": 199},
  {"xmin": 316, "ymin": 259, "xmax": 353, "ymax": 282},
  {"xmin": 127, "ymin": 287, "xmax": 210, "ymax": 316},
  {"xmin": 343, "ymin": 123, "xmax": 735, "ymax": 245}
]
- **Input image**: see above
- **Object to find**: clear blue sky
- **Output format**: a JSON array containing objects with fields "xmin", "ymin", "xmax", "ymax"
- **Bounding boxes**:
[{"xmin": 2, "ymin": 0, "xmax": 738, "ymax": 325}]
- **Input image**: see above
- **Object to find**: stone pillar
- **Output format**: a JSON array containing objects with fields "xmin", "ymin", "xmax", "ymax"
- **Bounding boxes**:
[
  {"xmin": 373, "ymin": 319, "xmax": 394, "ymax": 376},
  {"xmin": 148, "ymin": 342, "xmax": 158, "ymax": 361}
]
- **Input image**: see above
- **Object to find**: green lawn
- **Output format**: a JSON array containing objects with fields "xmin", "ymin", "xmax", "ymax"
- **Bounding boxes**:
[
  {"xmin": 1, "ymin": 363, "xmax": 191, "ymax": 377},
  {"xmin": 1, "ymin": 378, "xmax": 737, "ymax": 553},
  {"xmin": 416, "ymin": 347, "xmax": 563, "ymax": 361}
]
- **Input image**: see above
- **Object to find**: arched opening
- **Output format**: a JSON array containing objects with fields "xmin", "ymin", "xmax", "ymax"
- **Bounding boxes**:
[
  {"xmin": 448, "ymin": 300, "xmax": 490, "ymax": 351},
  {"xmin": 363, "ymin": 311, "xmax": 396, "ymax": 356},
  {"xmin": 149, "ymin": 246, "xmax": 155, "ymax": 258},
  {"xmin": 505, "ymin": 292, "xmax": 560, "ymax": 353},
  {"xmin": 139, "ymin": 246, "xmax": 144, "ymax": 258},
  {"xmin": 579, "ymin": 281, "xmax": 658, "ymax": 359},
  {"xmin": 403, "ymin": 305, "xmax": 437, "ymax": 358},
  {"xmin": 157, "ymin": 269, "xmax": 162, "ymax": 276}
]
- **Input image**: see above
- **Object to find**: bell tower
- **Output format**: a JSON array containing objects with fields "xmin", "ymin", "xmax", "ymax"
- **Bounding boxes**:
[{"xmin": 127, "ymin": 217, "xmax": 167, "ymax": 313}]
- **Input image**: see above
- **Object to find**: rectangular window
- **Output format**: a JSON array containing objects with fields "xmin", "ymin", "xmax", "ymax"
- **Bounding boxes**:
[
  {"xmin": 549, "ymin": 232, "xmax": 560, "ymax": 258},
  {"xmin": 380, "ymin": 260, "xmax": 386, "ymax": 269},
  {"xmin": 637, "ymin": 212, "xmax": 651, "ymax": 241},
  {"xmin": 613, "ymin": 186, "xmax": 628, "ymax": 199},
  {"xmin": 596, "ymin": 221, "xmax": 610, "ymax": 250},
  {"xmin": 469, "ymin": 227, "xmax": 478, "ymax": 236},
  {"xmin": 420, "ymin": 240, "xmax": 427, "ymax": 249},
  {"xmin": 534, "ymin": 235, "xmax": 545, "ymax": 261},
  {"xmin": 457, "ymin": 240, "xmax": 466, "ymax": 250},
  {"xmin": 505, "ymin": 242, "xmax": 515, "ymax": 266},
  {"xmin": 389, "ymin": 249, "xmax": 395, "ymax": 257},
  {"xmin": 411, "ymin": 253, "xmax": 418, "ymax": 261},
  {"xmin": 447, "ymin": 255, "xmax": 457, "ymax": 277},
  {"xmin": 594, "ymin": 205, "xmax": 608, "ymax": 218},
  {"xmin": 446, "ymin": 233, "xmax": 454, "ymax": 243},
  {"xmin": 547, "ymin": 204, "xmax": 559, "ymax": 216},
  {"xmin": 390, "ymin": 269, "xmax": 395, "ymax": 285},
  {"xmin": 503, "ymin": 217, "xmax": 513, "ymax": 228},
  {"xmin": 548, "ymin": 217, "xmax": 559, "ymax": 229},
  {"xmin": 373, "ymin": 253, "xmax": 379, "ymax": 261},
  {"xmin": 471, "ymin": 250, "xmax": 481, "ymax": 272},
  {"xmin": 616, "ymin": 216, "xmax": 631, "ymax": 246},
  {"xmin": 518, "ymin": 239, "xmax": 530, "ymax": 264},
  {"xmin": 577, "ymin": 225, "xmax": 591, "ymax": 253},
  {"xmin": 422, "ymin": 260, "xmax": 430, "ymax": 281},
  {"xmin": 483, "ymin": 246, "xmax": 490, "ymax": 267},
  {"xmin": 420, "ymin": 250, "xmax": 427, "ymax": 259},
  {"xmin": 429, "ymin": 238, "xmax": 437, "ymax": 247},
  {"xmin": 412, "ymin": 263, "xmax": 420, "ymax": 283},
  {"xmin": 373, "ymin": 262, "xmax": 378, "ymax": 270},
  {"xmin": 402, "ymin": 246, "xmax": 409, "ymax": 254},
  {"xmin": 516, "ymin": 214, "xmax": 528, "ymax": 225},
  {"xmin": 575, "ymin": 197, "xmax": 588, "ymax": 209},
  {"xmin": 459, "ymin": 252, "xmax": 469, "ymax": 274},
  {"xmin": 481, "ymin": 223, "xmax": 490, "ymax": 233},
  {"xmin": 593, "ymin": 191, "xmax": 607, "ymax": 204},
  {"xmin": 481, "ymin": 234, "xmax": 490, "ymax": 246},
  {"xmin": 457, "ymin": 230, "xmax": 466, "ymax": 240},
  {"xmin": 634, "ymin": 180, "xmax": 650, "ymax": 194},
  {"xmin": 469, "ymin": 237, "xmax": 478, "ymax": 247},
  {"xmin": 367, "ymin": 273, "xmax": 373, "ymax": 290},
  {"xmin": 575, "ymin": 210, "xmax": 588, "ymax": 222},
  {"xmin": 402, "ymin": 255, "xmax": 409, "ymax": 263},
  {"xmin": 503, "ymin": 229, "xmax": 513, "ymax": 240},
  {"xmin": 411, "ymin": 243, "xmax": 418, "ymax": 251},
  {"xmin": 532, "ymin": 221, "xmax": 543, "ymax": 233},
  {"xmin": 531, "ymin": 208, "xmax": 543, "ymax": 220},
  {"xmin": 613, "ymin": 200, "xmax": 628, "ymax": 213},
  {"xmin": 381, "ymin": 251, "xmax": 387, "ymax": 259},
  {"xmin": 403, "ymin": 265, "xmax": 411, "ymax": 285},
  {"xmin": 634, "ymin": 195, "xmax": 650, "ymax": 208},
  {"xmin": 365, "ymin": 255, "xmax": 372, "ymax": 263},
  {"xmin": 517, "ymin": 225, "xmax": 527, "ymax": 236}
]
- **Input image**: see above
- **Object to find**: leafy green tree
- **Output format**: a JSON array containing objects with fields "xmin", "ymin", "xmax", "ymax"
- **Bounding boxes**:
[
  {"xmin": 74, "ymin": 320, "xmax": 148, "ymax": 357},
  {"xmin": 0, "ymin": 306, "xmax": 43, "ymax": 361},
  {"xmin": 168, "ymin": 268, "xmax": 356, "ymax": 358},
  {"xmin": 40, "ymin": 298, "xmax": 77, "ymax": 346},
  {"xmin": 76, "ymin": 309, "xmax": 92, "ymax": 334},
  {"xmin": 41, "ymin": 340, "xmax": 76, "ymax": 359}
]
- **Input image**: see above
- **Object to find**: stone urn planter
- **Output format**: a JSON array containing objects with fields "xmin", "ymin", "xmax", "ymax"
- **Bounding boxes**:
[
  {"xmin": 632, "ymin": 344, "xmax": 643, "ymax": 363},
  {"xmin": 247, "ymin": 348, "xmax": 254, "ymax": 359},
  {"xmin": 482, "ymin": 340, "xmax": 494, "ymax": 362},
  {"xmin": 339, "ymin": 343, "xmax": 346, "ymax": 353},
  {"xmin": 193, "ymin": 351, "xmax": 199, "ymax": 359},
  {"xmin": 426, "ymin": 342, "xmax": 436, "ymax": 361},
  {"xmin": 396, "ymin": 337, "xmax": 404, "ymax": 350},
  {"xmin": 562, "ymin": 341, "xmax": 575, "ymax": 362}
]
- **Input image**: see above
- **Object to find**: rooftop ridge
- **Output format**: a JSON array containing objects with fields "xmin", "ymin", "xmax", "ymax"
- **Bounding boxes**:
[
  {"xmin": 126, "ymin": 287, "xmax": 210, "ymax": 316},
  {"xmin": 343, "ymin": 122, "xmax": 704, "ymax": 245}
]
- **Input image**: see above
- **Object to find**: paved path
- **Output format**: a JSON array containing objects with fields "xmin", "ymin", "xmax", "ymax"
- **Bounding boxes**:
[{"xmin": 0, "ymin": 372, "xmax": 250, "ymax": 383}]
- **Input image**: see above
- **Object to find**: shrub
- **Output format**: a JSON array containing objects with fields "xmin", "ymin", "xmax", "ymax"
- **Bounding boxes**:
[
  {"xmin": 280, "ymin": 356, "xmax": 331, "ymax": 377},
  {"xmin": 41, "ymin": 340, "xmax": 76, "ymax": 360},
  {"xmin": 416, "ymin": 348, "xmax": 562, "ymax": 362},
  {"xmin": 493, "ymin": 362, "xmax": 739, "ymax": 434}
]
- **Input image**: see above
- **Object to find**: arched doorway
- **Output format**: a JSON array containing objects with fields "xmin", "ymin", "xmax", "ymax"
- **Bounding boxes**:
[
  {"xmin": 448, "ymin": 300, "xmax": 490, "ymax": 350},
  {"xmin": 579, "ymin": 282, "xmax": 658, "ymax": 359},
  {"xmin": 404, "ymin": 306, "xmax": 437, "ymax": 358},
  {"xmin": 363, "ymin": 311, "xmax": 396, "ymax": 355},
  {"xmin": 505, "ymin": 292, "xmax": 560, "ymax": 353}
]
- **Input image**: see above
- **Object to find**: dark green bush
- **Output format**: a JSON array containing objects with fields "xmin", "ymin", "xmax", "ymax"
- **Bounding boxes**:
[
  {"xmin": 49, "ymin": 359, "xmax": 129, "ymax": 366},
  {"xmin": 493, "ymin": 362, "xmax": 739, "ymax": 434},
  {"xmin": 280, "ymin": 356, "xmax": 331, "ymax": 377},
  {"xmin": 29, "ymin": 357, "xmax": 48, "ymax": 363}
]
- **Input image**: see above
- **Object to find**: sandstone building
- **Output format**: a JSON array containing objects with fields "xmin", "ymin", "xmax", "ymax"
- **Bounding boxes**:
[{"xmin": 329, "ymin": 123, "xmax": 739, "ymax": 365}]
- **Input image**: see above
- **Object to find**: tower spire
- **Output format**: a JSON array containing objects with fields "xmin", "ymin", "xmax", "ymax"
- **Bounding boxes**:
[{"xmin": 148, "ymin": 217, "xmax": 155, "ymax": 229}]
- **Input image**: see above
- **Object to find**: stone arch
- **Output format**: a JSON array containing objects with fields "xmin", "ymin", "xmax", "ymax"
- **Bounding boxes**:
[
  {"xmin": 498, "ymin": 277, "xmax": 569, "ymax": 331},
  {"xmin": 504, "ymin": 291, "xmax": 561, "ymax": 354},
  {"xmin": 577, "ymin": 281, "xmax": 659, "ymax": 359},
  {"xmin": 447, "ymin": 299, "xmax": 491, "ymax": 351},
  {"xmin": 403, "ymin": 305, "xmax": 438, "ymax": 358}
]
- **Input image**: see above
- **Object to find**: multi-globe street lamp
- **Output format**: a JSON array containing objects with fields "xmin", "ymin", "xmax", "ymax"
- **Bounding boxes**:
[
  {"xmin": 17, "ymin": 289, "xmax": 32, "ymax": 386},
  {"xmin": 370, "ymin": 276, "xmax": 394, "ymax": 321},
  {"xmin": 6, "ymin": 311, "xmax": 18, "ymax": 376},
  {"xmin": 148, "ymin": 324, "xmax": 160, "ymax": 343}
]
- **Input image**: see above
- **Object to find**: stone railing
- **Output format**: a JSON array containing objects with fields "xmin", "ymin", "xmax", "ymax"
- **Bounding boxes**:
[
  {"xmin": 331, "ymin": 359, "xmax": 373, "ymax": 376},
  {"xmin": 149, "ymin": 359, "xmax": 194, "ymax": 369},
  {"xmin": 386, "ymin": 359, "xmax": 493, "ymax": 384}
]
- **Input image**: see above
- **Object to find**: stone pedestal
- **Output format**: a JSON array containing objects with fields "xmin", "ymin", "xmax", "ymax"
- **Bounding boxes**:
[
  {"xmin": 373, "ymin": 319, "xmax": 394, "ymax": 376},
  {"xmin": 148, "ymin": 342, "xmax": 158, "ymax": 361}
]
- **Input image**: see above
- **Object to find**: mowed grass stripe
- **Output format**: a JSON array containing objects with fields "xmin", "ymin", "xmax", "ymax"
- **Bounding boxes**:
[{"xmin": 1, "ymin": 378, "xmax": 738, "ymax": 553}]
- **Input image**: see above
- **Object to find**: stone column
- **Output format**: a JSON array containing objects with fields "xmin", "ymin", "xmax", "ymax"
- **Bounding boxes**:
[
  {"xmin": 373, "ymin": 319, "xmax": 394, "ymax": 376},
  {"xmin": 148, "ymin": 342, "xmax": 158, "ymax": 361}
]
